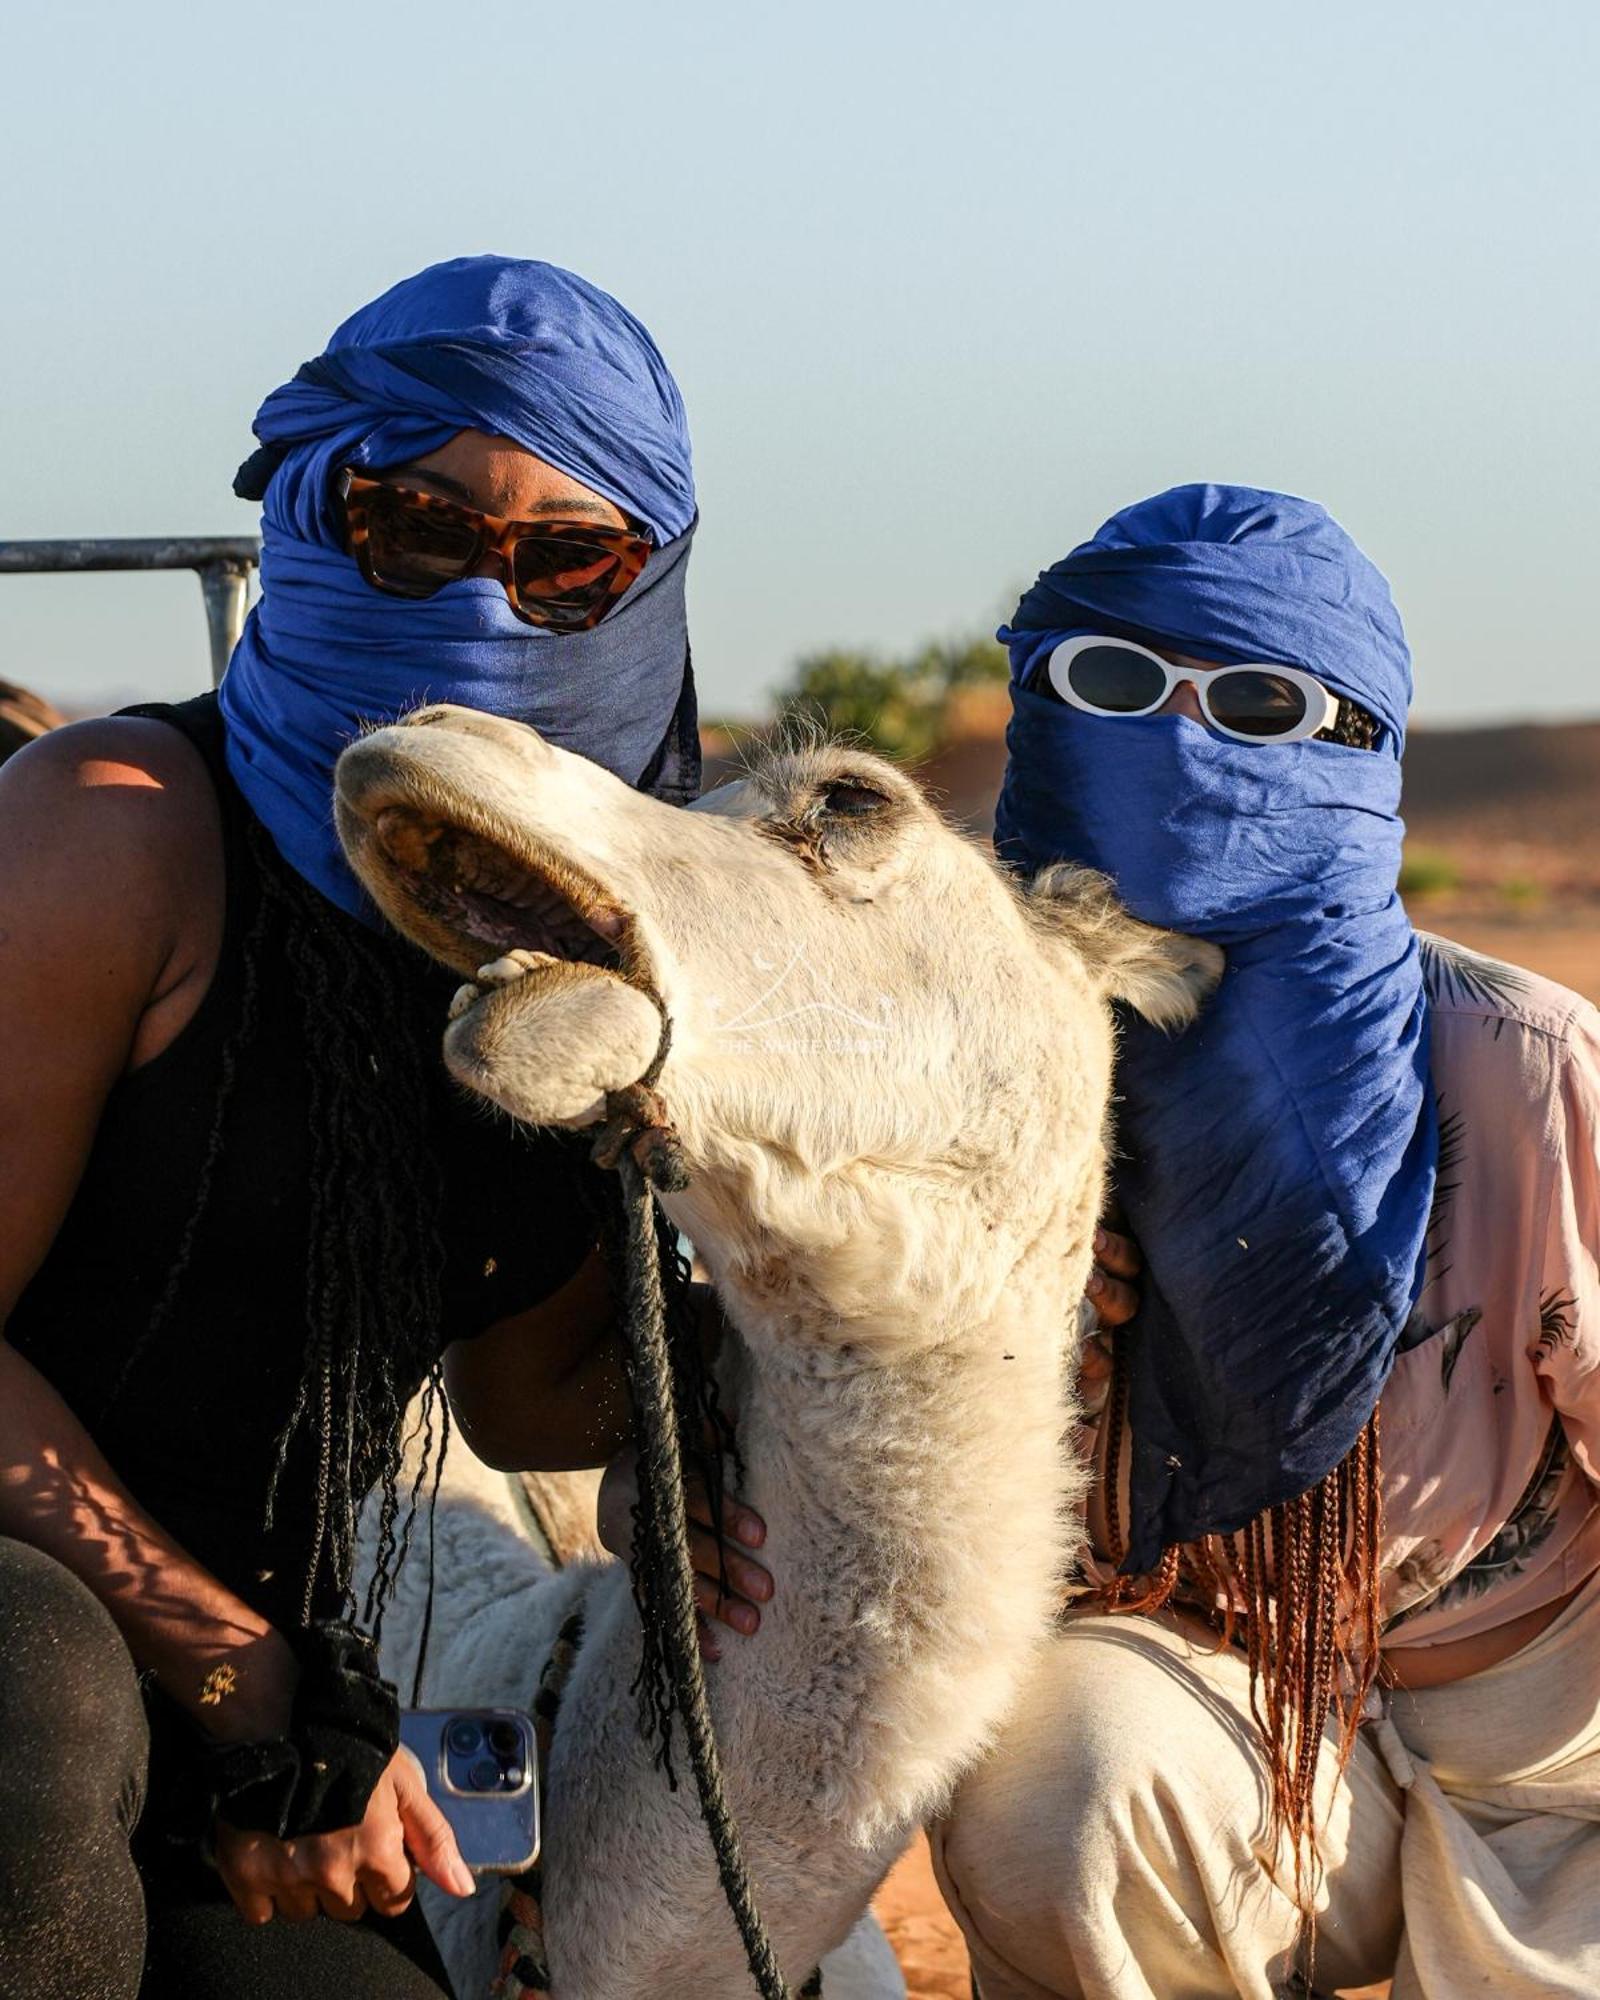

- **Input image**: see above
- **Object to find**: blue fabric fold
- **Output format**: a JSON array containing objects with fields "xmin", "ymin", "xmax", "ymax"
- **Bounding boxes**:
[
  {"xmin": 220, "ymin": 255, "xmax": 698, "ymax": 922},
  {"xmin": 995, "ymin": 484, "xmax": 1435, "ymax": 1569}
]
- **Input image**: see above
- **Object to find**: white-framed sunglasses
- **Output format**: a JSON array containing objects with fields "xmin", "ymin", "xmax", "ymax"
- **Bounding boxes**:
[{"xmin": 1044, "ymin": 634, "xmax": 1342, "ymax": 745}]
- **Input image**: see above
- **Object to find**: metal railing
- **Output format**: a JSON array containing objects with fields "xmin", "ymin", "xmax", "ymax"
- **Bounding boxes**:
[{"xmin": 0, "ymin": 537, "xmax": 261, "ymax": 686}]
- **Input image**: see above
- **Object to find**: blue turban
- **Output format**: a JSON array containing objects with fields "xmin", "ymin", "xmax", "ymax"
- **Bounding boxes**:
[
  {"xmin": 220, "ymin": 255, "xmax": 699, "ymax": 921},
  {"xmin": 996, "ymin": 484, "xmax": 1435, "ymax": 1569}
]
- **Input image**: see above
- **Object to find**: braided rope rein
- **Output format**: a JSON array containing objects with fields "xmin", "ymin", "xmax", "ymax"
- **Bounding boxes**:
[{"xmin": 588, "ymin": 997, "xmax": 807, "ymax": 2000}]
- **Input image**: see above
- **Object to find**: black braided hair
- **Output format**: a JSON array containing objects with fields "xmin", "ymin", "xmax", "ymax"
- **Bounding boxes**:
[
  {"xmin": 101, "ymin": 814, "xmax": 452, "ymax": 1634},
  {"xmin": 1315, "ymin": 695, "xmax": 1382, "ymax": 749}
]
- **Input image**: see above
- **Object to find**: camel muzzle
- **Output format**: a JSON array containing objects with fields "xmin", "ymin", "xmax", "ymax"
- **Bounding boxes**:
[
  {"xmin": 333, "ymin": 712, "xmax": 657, "ymax": 995},
  {"xmin": 370, "ymin": 803, "xmax": 632, "ymax": 973}
]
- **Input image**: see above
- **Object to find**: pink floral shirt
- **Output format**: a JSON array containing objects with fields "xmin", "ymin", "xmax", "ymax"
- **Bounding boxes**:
[
  {"xmin": 1376, "ymin": 934, "xmax": 1600, "ymax": 1647},
  {"xmin": 1083, "ymin": 933, "xmax": 1600, "ymax": 1649}
]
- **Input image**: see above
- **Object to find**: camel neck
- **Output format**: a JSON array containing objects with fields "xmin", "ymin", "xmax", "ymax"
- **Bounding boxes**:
[{"xmin": 717, "ymin": 1257, "xmax": 1078, "ymax": 1847}]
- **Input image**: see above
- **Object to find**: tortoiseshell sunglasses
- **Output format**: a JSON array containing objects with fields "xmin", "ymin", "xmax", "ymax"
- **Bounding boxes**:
[{"xmin": 336, "ymin": 468, "xmax": 652, "ymax": 633}]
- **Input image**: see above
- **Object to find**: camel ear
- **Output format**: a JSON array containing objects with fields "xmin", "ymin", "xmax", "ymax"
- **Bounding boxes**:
[{"xmin": 1025, "ymin": 864, "xmax": 1224, "ymax": 1032}]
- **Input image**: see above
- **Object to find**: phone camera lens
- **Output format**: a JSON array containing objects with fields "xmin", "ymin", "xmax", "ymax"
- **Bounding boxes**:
[
  {"xmin": 468, "ymin": 1756, "xmax": 500, "ymax": 1792},
  {"xmin": 487, "ymin": 1721, "xmax": 522, "ymax": 1759},
  {"xmin": 446, "ymin": 1719, "xmax": 482, "ymax": 1757}
]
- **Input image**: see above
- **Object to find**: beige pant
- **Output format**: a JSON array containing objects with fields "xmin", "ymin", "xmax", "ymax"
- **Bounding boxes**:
[{"xmin": 930, "ymin": 1571, "xmax": 1600, "ymax": 1999}]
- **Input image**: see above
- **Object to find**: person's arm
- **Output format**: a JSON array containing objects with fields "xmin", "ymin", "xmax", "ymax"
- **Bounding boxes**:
[
  {"xmin": 445, "ymin": 1253, "xmax": 749, "ymax": 1476},
  {"xmin": 442, "ymin": 1249, "xmax": 632, "ymax": 1472},
  {"xmin": 0, "ymin": 1357, "xmax": 474, "ymax": 1916},
  {"xmin": 0, "ymin": 725, "xmax": 470, "ymax": 1919},
  {"xmin": 447, "ymin": 1260, "xmax": 777, "ymax": 1640},
  {"xmin": 1531, "ymin": 1005, "xmax": 1600, "ymax": 1482},
  {"xmin": 0, "ymin": 1343, "xmax": 300, "ymax": 1735},
  {"xmin": 0, "ymin": 723, "xmax": 294, "ymax": 1726}
]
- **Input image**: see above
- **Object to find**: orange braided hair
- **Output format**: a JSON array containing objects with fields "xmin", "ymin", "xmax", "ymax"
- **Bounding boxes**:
[{"xmin": 1099, "ymin": 1341, "xmax": 1383, "ymax": 1908}]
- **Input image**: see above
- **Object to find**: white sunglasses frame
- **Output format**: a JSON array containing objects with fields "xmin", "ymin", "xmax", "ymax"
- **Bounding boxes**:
[{"xmin": 1045, "ymin": 634, "xmax": 1341, "ymax": 745}]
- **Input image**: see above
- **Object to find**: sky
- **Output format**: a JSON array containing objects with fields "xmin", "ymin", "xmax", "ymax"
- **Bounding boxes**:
[{"xmin": 1, "ymin": 2, "xmax": 1596, "ymax": 727}]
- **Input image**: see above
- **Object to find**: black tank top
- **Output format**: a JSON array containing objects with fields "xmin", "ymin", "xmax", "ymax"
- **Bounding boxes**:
[{"xmin": 8, "ymin": 695, "xmax": 596, "ymax": 1633}]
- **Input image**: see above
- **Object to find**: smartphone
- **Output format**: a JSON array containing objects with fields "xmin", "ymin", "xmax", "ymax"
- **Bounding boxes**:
[{"xmin": 398, "ymin": 1707, "xmax": 540, "ymax": 1874}]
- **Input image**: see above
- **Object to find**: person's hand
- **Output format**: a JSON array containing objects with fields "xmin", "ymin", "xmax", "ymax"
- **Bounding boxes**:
[
  {"xmin": 597, "ymin": 1443, "xmax": 772, "ymax": 1660},
  {"xmin": 214, "ymin": 1743, "xmax": 476, "ymax": 1925},
  {"xmin": 1087, "ymin": 1225, "xmax": 1140, "ymax": 1327},
  {"xmin": 1079, "ymin": 1225, "xmax": 1142, "ymax": 1418}
]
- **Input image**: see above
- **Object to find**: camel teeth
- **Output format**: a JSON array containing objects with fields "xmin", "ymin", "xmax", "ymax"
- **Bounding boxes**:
[
  {"xmin": 448, "ymin": 982, "xmax": 481, "ymax": 1021},
  {"xmin": 475, "ymin": 950, "xmax": 560, "ymax": 988}
]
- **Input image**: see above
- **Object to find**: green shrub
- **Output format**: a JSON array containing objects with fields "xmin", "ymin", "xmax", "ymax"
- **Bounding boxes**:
[
  {"xmin": 1497, "ymin": 874, "xmax": 1542, "ymax": 909},
  {"xmin": 1399, "ymin": 847, "xmax": 1461, "ymax": 899},
  {"xmin": 774, "ymin": 632, "xmax": 1009, "ymax": 762}
]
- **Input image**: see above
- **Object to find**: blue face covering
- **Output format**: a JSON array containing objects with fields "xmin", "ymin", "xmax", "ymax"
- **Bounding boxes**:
[
  {"xmin": 219, "ymin": 255, "xmax": 699, "ymax": 922},
  {"xmin": 995, "ymin": 484, "xmax": 1435, "ymax": 1570}
]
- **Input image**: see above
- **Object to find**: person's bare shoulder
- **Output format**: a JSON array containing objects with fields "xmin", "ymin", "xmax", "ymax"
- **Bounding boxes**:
[
  {"xmin": 4, "ymin": 710, "xmax": 214, "ymax": 809},
  {"xmin": 3, "ymin": 708, "xmax": 218, "ymax": 886},
  {"xmin": 0, "ymin": 713, "xmax": 224, "ymax": 1031}
]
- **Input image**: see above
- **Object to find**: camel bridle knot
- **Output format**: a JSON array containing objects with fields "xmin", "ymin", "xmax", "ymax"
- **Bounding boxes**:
[{"xmin": 587, "ymin": 989, "xmax": 690, "ymax": 1193}]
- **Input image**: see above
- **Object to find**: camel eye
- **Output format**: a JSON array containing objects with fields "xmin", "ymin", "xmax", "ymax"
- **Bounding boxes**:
[{"xmin": 819, "ymin": 779, "xmax": 891, "ymax": 818}]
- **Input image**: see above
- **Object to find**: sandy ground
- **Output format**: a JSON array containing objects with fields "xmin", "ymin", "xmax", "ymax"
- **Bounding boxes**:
[{"xmin": 873, "ymin": 1835, "xmax": 970, "ymax": 2000}]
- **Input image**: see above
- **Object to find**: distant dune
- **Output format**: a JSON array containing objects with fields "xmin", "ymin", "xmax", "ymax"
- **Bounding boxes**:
[{"xmin": 1403, "ymin": 720, "xmax": 1600, "ymax": 892}]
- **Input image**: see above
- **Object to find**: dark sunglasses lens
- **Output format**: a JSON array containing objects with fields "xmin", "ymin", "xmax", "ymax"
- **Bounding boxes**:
[
  {"xmin": 1206, "ymin": 670, "xmax": 1309, "ymax": 737},
  {"xmin": 510, "ymin": 536, "xmax": 625, "ymax": 627},
  {"xmin": 1063, "ymin": 644, "xmax": 1169, "ymax": 714},
  {"xmin": 363, "ymin": 490, "xmax": 481, "ymax": 593}
]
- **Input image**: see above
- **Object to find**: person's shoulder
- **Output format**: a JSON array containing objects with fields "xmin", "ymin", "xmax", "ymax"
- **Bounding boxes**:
[
  {"xmin": 1417, "ymin": 931, "xmax": 1593, "ymax": 1047},
  {"xmin": 0, "ymin": 711, "xmax": 221, "ymax": 926},
  {"xmin": 5, "ymin": 706, "xmax": 205, "ymax": 783},
  {"xmin": 0, "ymin": 710, "xmax": 215, "ymax": 833},
  {"xmin": 1418, "ymin": 931, "xmax": 1600, "ymax": 1141}
]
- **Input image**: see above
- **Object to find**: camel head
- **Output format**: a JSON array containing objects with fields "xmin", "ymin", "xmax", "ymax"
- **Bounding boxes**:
[{"xmin": 334, "ymin": 707, "xmax": 1220, "ymax": 1333}]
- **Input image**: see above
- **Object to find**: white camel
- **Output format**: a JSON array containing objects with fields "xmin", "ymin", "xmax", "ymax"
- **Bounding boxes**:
[{"xmin": 337, "ymin": 708, "xmax": 1220, "ymax": 2000}]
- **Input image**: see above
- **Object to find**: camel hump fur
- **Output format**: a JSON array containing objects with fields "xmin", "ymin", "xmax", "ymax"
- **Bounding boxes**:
[{"xmin": 340, "ymin": 711, "xmax": 1221, "ymax": 1999}]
